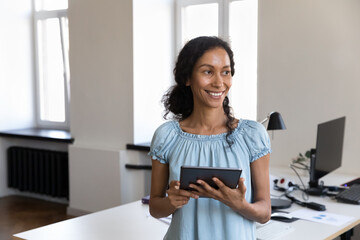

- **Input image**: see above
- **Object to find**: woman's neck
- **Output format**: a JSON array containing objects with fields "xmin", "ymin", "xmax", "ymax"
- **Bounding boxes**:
[{"xmin": 180, "ymin": 107, "xmax": 228, "ymax": 135}]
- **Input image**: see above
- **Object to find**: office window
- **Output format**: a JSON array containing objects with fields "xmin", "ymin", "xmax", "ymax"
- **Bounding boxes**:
[
  {"xmin": 176, "ymin": 0, "xmax": 257, "ymax": 120},
  {"xmin": 182, "ymin": 3, "xmax": 218, "ymax": 44},
  {"xmin": 34, "ymin": 0, "xmax": 70, "ymax": 128}
]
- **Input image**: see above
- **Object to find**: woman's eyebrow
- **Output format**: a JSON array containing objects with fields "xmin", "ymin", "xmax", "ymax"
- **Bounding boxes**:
[
  {"xmin": 198, "ymin": 64, "xmax": 214, "ymax": 68},
  {"xmin": 198, "ymin": 64, "xmax": 231, "ymax": 68}
]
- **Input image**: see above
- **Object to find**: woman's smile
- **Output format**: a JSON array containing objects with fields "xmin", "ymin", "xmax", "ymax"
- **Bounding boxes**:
[{"xmin": 206, "ymin": 90, "xmax": 225, "ymax": 98}]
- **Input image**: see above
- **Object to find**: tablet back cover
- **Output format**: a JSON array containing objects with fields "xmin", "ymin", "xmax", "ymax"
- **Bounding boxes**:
[{"xmin": 180, "ymin": 166, "xmax": 242, "ymax": 191}]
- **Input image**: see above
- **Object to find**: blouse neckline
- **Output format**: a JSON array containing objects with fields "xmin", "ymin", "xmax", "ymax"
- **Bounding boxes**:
[{"xmin": 172, "ymin": 119, "xmax": 243, "ymax": 140}]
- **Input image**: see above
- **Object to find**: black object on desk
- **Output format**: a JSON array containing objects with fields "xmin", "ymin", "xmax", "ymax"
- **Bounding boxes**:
[
  {"xmin": 308, "ymin": 117, "xmax": 346, "ymax": 196},
  {"xmin": 142, "ymin": 195, "xmax": 150, "ymax": 204},
  {"xmin": 342, "ymin": 177, "xmax": 360, "ymax": 187},
  {"xmin": 285, "ymin": 193, "xmax": 326, "ymax": 211},
  {"xmin": 336, "ymin": 184, "xmax": 360, "ymax": 205},
  {"xmin": 271, "ymin": 198, "xmax": 292, "ymax": 210},
  {"xmin": 271, "ymin": 211, "xmax": 299, "ymax": 223}
]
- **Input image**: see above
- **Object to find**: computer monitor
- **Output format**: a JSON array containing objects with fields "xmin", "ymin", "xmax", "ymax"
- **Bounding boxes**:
[{"xmin": 308, "ymin": 116, "xmax": 346, "ymax": 195}]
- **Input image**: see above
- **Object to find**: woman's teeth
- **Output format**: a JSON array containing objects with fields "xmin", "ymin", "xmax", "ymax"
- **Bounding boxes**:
[{"xmin": 208, "ymin": 91, "xmax": 222, "ymax": 97}]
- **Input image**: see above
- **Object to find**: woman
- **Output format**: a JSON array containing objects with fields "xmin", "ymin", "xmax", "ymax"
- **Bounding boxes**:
[{"xmin": 149, "ymin": 36, "xmax": 271, "ymax": 240}]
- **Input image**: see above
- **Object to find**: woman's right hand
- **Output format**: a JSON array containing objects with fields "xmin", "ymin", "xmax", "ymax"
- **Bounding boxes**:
[
  {"xmin": 167, "ymin": 180, "xmax": 199, "ymax": 209},
  {"xmin": 150, "ymin": 160, "xmax": 199, "ymax": 218}
]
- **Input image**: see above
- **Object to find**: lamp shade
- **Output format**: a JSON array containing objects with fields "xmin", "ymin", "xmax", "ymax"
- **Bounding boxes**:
[{"xmin": 267, "ymin": 112, "xmax": 286, "ymax": 130}]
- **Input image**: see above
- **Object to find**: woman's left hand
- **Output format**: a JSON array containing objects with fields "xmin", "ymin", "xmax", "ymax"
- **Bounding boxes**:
[{"xmin": 189, "ymin": 177, "xmax": 247, "ymax": 212}]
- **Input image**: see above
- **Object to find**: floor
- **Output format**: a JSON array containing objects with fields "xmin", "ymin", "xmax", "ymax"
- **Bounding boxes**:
[{"xmin": 0, "ymin": 195, "xmax": 74, "ymax": 240}]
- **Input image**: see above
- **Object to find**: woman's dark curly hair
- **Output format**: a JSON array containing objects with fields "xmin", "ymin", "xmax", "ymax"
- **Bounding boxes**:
[{"xmin": 162, "ymin": 36, "xmax": 236, "ymax": 146}]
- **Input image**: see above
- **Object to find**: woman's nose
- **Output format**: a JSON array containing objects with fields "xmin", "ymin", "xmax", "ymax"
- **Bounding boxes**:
[{"xmin": 212, "ymin": 73, "xmax": 224, "ymax": 87}]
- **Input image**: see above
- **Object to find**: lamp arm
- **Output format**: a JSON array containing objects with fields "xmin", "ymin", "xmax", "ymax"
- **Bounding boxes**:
[
  {"xmin": 260, "ymin": 117, "xmax": 269, "ymax": 124},
  {"xmin": 260, "ymin": 111, "xmax": 276, "ymax": 124}
]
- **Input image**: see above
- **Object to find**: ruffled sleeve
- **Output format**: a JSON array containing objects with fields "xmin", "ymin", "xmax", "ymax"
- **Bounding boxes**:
[
  {"xmin": 148, "ymin": 121, "xmax": 176, "ymax": 164},
  {"xmin": 242, "ymin": 120, "xmax": 272, "ymax": 162}
]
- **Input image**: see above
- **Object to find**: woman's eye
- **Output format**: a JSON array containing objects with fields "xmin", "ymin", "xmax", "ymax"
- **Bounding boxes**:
[
  {"xmin": 223, "ymin": 70, "xmax": 230, "ymax": 75},
  {"xmin": 204, "ymin": 70, "xmax": 212, "ymax": 75}
]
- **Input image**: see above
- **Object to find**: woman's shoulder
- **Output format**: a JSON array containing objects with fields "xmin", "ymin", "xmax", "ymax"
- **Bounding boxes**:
[
  {"xmin": 235, "ymin": 119, "xmax": 271, "ymax": 159},
  {"xmin": 149, "ymin": 120, "xmax": 180, "ymax": 163},
  {"xmin": 154, "ymin": 120, "xmax": 177, "ymax": 135},
  {"xmin": 233, "ymin": 119, "xmax": 268, "ymax": 139},
  {"xmin": 241, "ymin": 119, "xmax": 265, "ymax": 131},
  {"xmin": 151, "ymin": 120, "xmax": 179, "ymax": 146},
  {"xmin": 235, "ymin": 118, "xmax": 265, "ymax": 133}
]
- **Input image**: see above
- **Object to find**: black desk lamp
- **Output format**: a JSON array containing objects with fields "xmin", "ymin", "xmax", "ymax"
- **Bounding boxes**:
[
  {"xmin": 260, "ymin": 111, "xmax": 286, "ymax": 130},
  {"xmin": 260, "ymin": 111, "xmax": 290, "ymax": 210}
]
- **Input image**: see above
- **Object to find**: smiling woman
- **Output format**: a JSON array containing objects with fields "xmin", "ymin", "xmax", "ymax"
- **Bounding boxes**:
[
  {"xmin": 162, "ymin": 36, "xmax": 236, "ymax": 144},
  {"xmin": 149, "ymin": 36, "xmax": 271, "ymax": 240}
]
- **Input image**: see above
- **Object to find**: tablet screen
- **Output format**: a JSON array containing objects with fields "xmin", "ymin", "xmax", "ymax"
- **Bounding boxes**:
[{"xmin": 180, "ymin": 166, "xmax": 242, "ymax": 191}]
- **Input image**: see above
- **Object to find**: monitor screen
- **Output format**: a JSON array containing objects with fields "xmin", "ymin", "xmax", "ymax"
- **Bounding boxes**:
[{"xmin": 314, "ymin": 116, "xmax": 346, "ymax": 180}]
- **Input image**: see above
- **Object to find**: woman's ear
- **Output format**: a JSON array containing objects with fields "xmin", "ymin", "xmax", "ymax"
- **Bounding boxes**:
[{"xmin": 185, "ymin": 78, "xmax": 191, "ymax": 86}]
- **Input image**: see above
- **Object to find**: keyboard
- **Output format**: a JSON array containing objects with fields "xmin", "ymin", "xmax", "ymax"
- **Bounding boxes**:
[
  {"xmin": 256, "ymin": 220, "xmax": 294, "ymax": 240},
  {"xmin": 336, "ymin": 184, "xmax": 360, "ymax": 204}
]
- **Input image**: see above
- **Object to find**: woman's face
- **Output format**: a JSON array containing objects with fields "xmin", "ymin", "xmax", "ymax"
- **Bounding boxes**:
[{"xmin": 187, "ymin": 47, "xmax": 232, "ymax": 111}]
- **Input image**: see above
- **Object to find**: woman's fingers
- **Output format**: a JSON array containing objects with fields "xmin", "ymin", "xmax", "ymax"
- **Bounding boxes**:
[
  {"xmin": 190, "ymin": 180, "xmax": 219, "ymax": 198},
  {"xmin": 212, "ymin": 177, "xmax": 226, "ymax": 190},
  {"xmin": 190, "ymin": 178, "xmax": 242, "ymax": 200},
  {"xmin": 168, "ymin": 188, "xmax": 198, "ymax": 199},
  {"xmin": 188, "ymin": 178, "xmax": 248, "ymax": 210},
  {"xmin": 168, "ymin": 180, "xmax": 198, "ymax": 198},
  {"xmin": 237, "ymin": 177, "xmax": 246, "ymax": 193},
  {"xmin": 168, "ymin": 195, "xmax": 189, "ymax": 207},
  {"xmin": 188, "ymin": 183, "xmax": 205, "ymax": 195},
  {"xmin": 169, "ymin": 180, "xmax": 180, "ymax": 188},
  {"xmin": 166, "ymin": 180, "xmax": 199, "ymax": 209},
  {"xmin": 167, "ymin": 188, "xmax": 189, "ymax": 208}
]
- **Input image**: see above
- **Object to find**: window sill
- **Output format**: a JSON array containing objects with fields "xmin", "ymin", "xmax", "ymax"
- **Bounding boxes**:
[{"xmin": 0, "ymin": 128, "xmax": 74, "ymax": 143}]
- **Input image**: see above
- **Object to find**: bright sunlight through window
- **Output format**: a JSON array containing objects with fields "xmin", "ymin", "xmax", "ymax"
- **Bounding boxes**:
[
  {"xmin": 34, "ymin": 0, "xmax": 69, "ymax": 127},
  {"xmin": 182, "ymin": 3, "xmax": 219, "ymax": 45}
]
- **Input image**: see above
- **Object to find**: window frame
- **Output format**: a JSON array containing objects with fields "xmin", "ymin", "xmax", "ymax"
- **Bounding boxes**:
[
  {"xmin": 33, "ymin": 8, "xmax": 70, "ymax": 130},
  {"xmin": 175, "ymin": 0, "xmax": 234, "ymax": 52}
]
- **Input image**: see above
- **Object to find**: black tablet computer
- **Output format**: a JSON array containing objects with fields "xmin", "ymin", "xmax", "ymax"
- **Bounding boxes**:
[{"xmin": 180, "ymin": 166, "xmax": 242, "ymax": 191}]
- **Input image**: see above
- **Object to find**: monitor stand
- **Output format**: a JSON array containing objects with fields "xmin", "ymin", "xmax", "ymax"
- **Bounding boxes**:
[
  {"xmin": 306, "ymin": 186, "xmax": 328, "ymax": 196},
  {"xmin": 307, "ymin": 149, "xmax": 328, "ymax": 196}
]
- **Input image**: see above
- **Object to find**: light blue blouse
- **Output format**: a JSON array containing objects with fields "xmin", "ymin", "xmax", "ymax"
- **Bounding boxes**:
[{"xmin": 149, "ymin": 119, "xmax": 271, "ymax": 240}]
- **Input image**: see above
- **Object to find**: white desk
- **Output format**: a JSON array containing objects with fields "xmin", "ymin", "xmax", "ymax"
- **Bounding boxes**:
[
  {"xmin": 13, "ymin": 201, "xmax": 168, "ymax": 240},
  {"xmin": 269, "ymin": 167, "xmax": 360, "ymax": 240},
  {"xmin": 14, "ymin": 167, "xmax": 360, "ymax": 240}
]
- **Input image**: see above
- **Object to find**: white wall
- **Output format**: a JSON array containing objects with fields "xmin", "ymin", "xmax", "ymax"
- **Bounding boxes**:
[
  {"xmin": 258, "ymin": 0, "xmax": 360, "ymax": 175},
  {"xmin": 0, "ymin": 0, "xmax": 35, "ymax": 197},
  {"xmin": 68, "ymin": 0, "xmax": 174, "ymax": 213},
  {"xmin": 68, "ymin": 0, "xmax": 135, "ymax": 213},
  {"xmin": 69, "ymin": 0, "xmax": 134, "ymax": 149}
]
